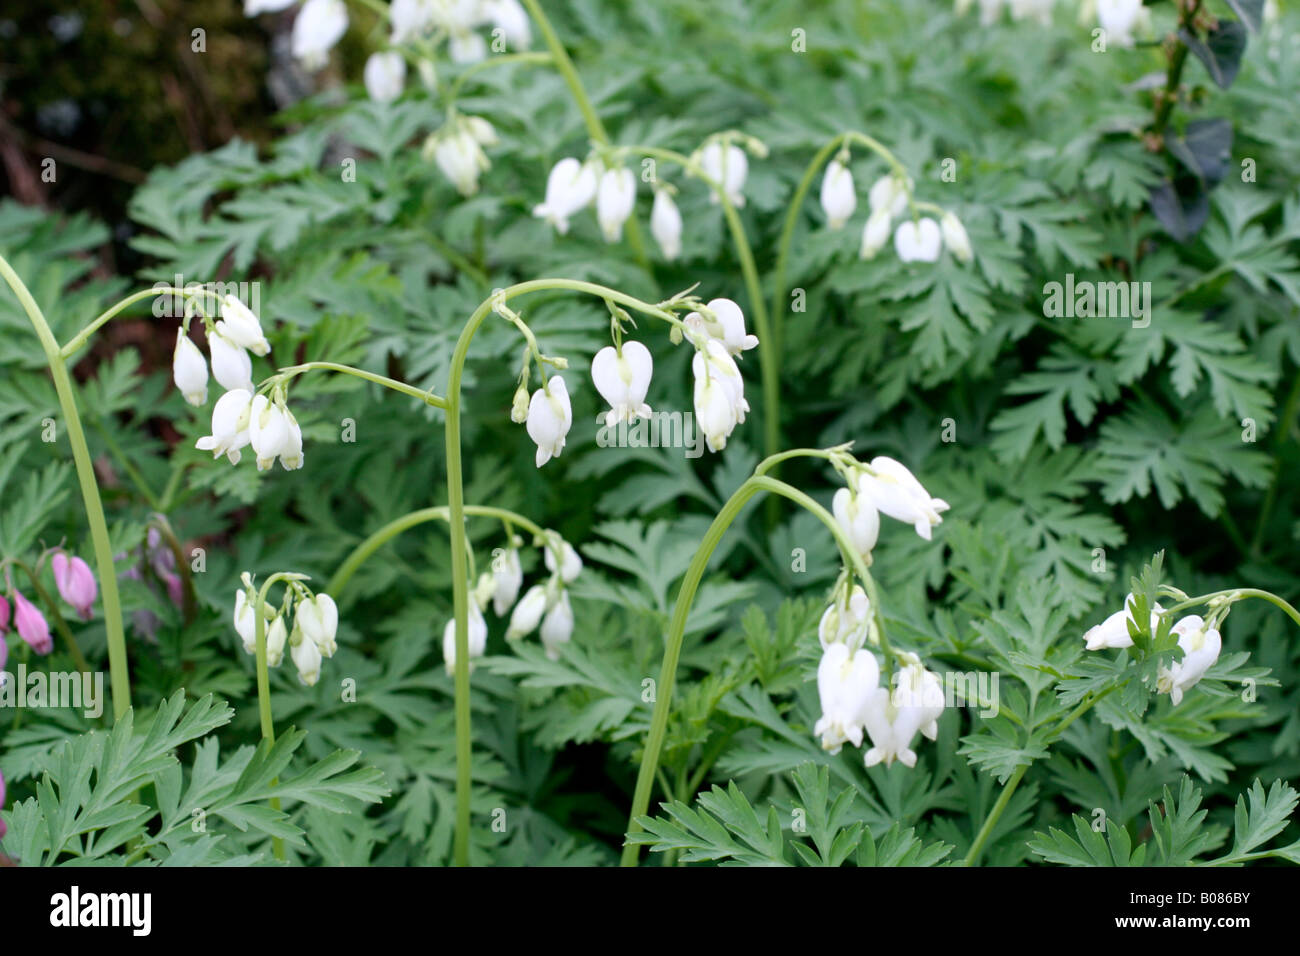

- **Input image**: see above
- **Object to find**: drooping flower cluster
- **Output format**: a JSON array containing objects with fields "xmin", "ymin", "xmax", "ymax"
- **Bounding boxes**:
[
  {"xmin": 425, "ymin": 113, "xmax": 498, "ymax": 196},
  {"xmin": 532, "ymin": 133, "xmax": 767, "ymax": 261},
  {"xmin": 443, "ymin": 530, "xmax": 583, "ymax": 673},
  {"xmin": 819, "ymin": 151, "xmax": 972, "ymax": 266},
  {"xmin": 810, "ymin": 450, "xmax": 951, "ymax": 769},
  {"xmin": 1082, "ymin": 591, "xmax": 1224, "ymax": 706},
  {"xmin": 233, "ymin": 572, "xmax": 339, "ymax": 686},
  {"xmin": 180, "ymin": 295, "xmax": 305, "ymax": 473},
  {"xmin": 117, "ymin": 526, "xmax": 187, "ymax": 641},
  {"xmin": 503, "ymin": 292, "xmax": 757, "ymax": 467},
  {"xmin": 248, "ymin": 1, "xmax": 530, "ymax": 85}
]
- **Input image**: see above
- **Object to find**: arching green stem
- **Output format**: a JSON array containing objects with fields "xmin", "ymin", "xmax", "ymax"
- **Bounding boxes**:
[
  {"xmin": 60, "ymin": 285, "xmax": 204, "ymax": 360},
  {"xmin": 619, "ymin": 467, "xmax": 887, "ymax": 866},
  {"xmin": 272, "ymin": 361, "xmax": 447, "ymax": 409},
  {"xmin": 445, "ymin": 277, "xmax": 689, "ymax": 866},
  {"xmin": 328, "ymin": 504, "xmax": 545, "ymax": 597},
  {"xmin": 769, "ymin": 131, "xmax": 909, "ymax": 354},
  {"xmin": 446, "ymin": 51, "xmax": 554, "ymax": 102},
  {"xmin": 0, "ymin": 253, "xmax": 131, "ymax": 720}
]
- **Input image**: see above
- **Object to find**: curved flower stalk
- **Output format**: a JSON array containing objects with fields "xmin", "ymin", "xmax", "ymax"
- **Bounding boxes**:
[
  {"xmin": 238, "ymin": 569, "xmax": 341, "ymax": 861},
  {"xmin": 534, "ymin": 137, "xmax": 778, "ymax": 461},
  {"xmin": 0, "ymin": 254, "xmax": 159, "ymax": 720},
  {"xmin": 445, "ymin": 277, "xmax": 753, "ymax": 864},
  {"xmin": 620, "ymin": 443, "xmax": 951, "ymax": 865}
]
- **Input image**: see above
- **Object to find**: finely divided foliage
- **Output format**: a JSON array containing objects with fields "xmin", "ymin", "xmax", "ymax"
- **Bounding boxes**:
[{"xmin": 0, "ymin": 0, "xmax": 1297, "ymax": 868}]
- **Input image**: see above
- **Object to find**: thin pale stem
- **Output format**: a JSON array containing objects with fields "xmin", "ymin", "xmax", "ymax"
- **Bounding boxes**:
[
  {"xmin": 254, "ymin": 572, "xmax": 304, "ymax": 863},
  {"xmin": 0, "ymin": 253, "xmax": 131, "ymax": 720},
  {"xmin": 444, "ymin": 277, "xmax": 701, "ymax": 865},
  {"xmin": 619, "ymin": 466, "xmax": 885, "ymax": 866},
  {"xmin": 327, "ymin": 504, "xmax": 545, "ymax": 597},
  {"xmin": 274, "ymin": 361, "xmax": 448, "ymax": 409}
]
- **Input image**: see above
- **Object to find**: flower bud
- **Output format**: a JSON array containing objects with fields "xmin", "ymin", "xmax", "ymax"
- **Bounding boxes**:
[
  {"xmin": 52, "ymin": 553, "xmax": 97, "ymax": 621},
  {"xmin": 173, "ymin": 329, "xmax": 209, "ymax": 406},
  {"xmin": 13, "ymin": 591, "xmax": 52, "ymax": 655},
  {"xmin": 940, "ymin": 212, "xmax": 973, "ymax": 263}
]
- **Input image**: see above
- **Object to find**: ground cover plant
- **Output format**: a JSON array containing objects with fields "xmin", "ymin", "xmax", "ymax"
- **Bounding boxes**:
[{"xmin": 0, "ymin": 0, "xmax": 1299, "ymax": 868}]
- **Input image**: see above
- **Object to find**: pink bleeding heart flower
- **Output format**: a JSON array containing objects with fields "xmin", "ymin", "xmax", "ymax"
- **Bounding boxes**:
[
  {"xmin": 162, "ymin": 571, "xmax": 184, "ymax": 609},
  {"xmin": 13, "ymin": 591, "xmax": 52, "ymax": 655},
  {"xmin": 52, "ymin": 553, "xmax": 97, "ymax": 621},
  {"xmin": 0, "ymin": 593, "xmax": 9, "ymax": 634}
]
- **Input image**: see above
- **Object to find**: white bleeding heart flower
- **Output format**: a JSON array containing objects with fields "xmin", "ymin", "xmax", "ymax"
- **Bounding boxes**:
[
  {"xmin": 894, "ymin": 218, "xmax": 943, "ymax": 263},
  {"xmin": 390, "ymin": 0, "xmax": 435, "ymax": 43},
  {"xmin": 814, "ymin": 642, "xmax": 880, "ymax": 754},
  {"xmin": 856, "ymin": 457, "xmax": 949, "ymax": 540},
  {"xmin": 291, "ymin": 624, "xmax": 323, "ymax": 685},
  {"xmin": 434, "ymin": 128, "xmax": 489, "ymax": 196},
  {"xmin": 247, "ymin": 395, "xmax": 290, "ymax": 471},
  {"xmin": 833, "ymin": 484, "xmax": 880, "ymax": 566},
  {"xmin": 868, "ymin": 173, "xmax": 910, "ymax": 218},
  {"xmin": 1157, "ymin": 615, "xmax": 1222, "ymax": 706},
  {"xmin": 596, "ymin": 167, "xmax": 636, "ymax": 243},
  {"xmin": 292, "ymin": 0, "xmax": 348, "ymax": 70},
  {"xmin": 486, "ymin": 0, "xmax": 530, "ymax": 49},
  {"xmin": 173, "ymin": 329, "xmax": 209, "ymax": 406},
  {"xmin": 233, "ymin": 588, "xmax": 258, "ymax": 654},
  {"xmin": 1083, "ymin": 592, "xmax": 1165, "ymax": 651},
  {"xmin": 862, "ymin": 652, "xmax": 945, "ymax": 768},
  {"xmin": 533, "ymin": 157, "xmax": 599, "ymax": 235},
  {"xmin": 650, "ymin": 190, "xmax": 683, "ymax": 260},
  {"xmin": 539, "ymin": 590, "xmax": 574, "ymax": 660},
  {"xmin": 818, "ymin": 585, "xmax": 872, "ymax": 651},
  {"xmin": 543, "ymin": 539, "xmax": 583, "ymax": 583},
  {"xmin": 265, "ymin": 615, "xmax": 288, "ymax": 667},
  {"xmin": 697, "ymin": 141, "xmax": 748, "ymax": 207},
  {"xmin": 217, "ymin": 294, "xmax": 271, "ymax": 356},
  {"xmin": 691, "ymin": 340, "xmax": 748, "ymax": 452},
  {"xmin": 296, "ymin": 592, "xmax": 339, "ymax": 658},
  {"xmin": 859, "ymin": 208, "xmax": 892, "ymax": 260},
  {"xmin": 448, "ymin": 29, "xmax": 488, "ymax": 63},
  {"xmin": 279, "ymin": 406, "xmax": 304, "ymax": 471},
  {"xmin": 364, "ymin": 51, "xmax": 406, "ymax": 103},
  {"xmin": 196, "ymin": 388, "xmax": 254, "ymax": 464},
  {"xmin": 492, "ymin": 548, "xmax": 523, "ymax": 616},
  {"xmin": 442, "ymin": 598, "xmax": 488, "ymax": 674},
  {"xmin": 820, "ymin": 159, "xmax": 857, "ymax": 229},
  {"xmin": 525, "ymin": 375, "xmax": 572, "ymax": 467},
  {"xmin": 1098, "ymin": 0, "xmax": 1143, "ymax": 47},
  {"xmin": 465, "ymin": 115, "xmax": 497, "ymax": 146},
  {"xmin": 940, "ymin": 212, "xmax": 973, "ymax": 263},
  {"xmin": 683, "ymin": 298, "xmax": 757, "ymax": 356},
  {"xmin": 591, "ymin": 341, "xmax": 653, "ymax": 427},
  {"xmin": 507, "ymin": 584, "xmax": 547, "ymax": 639},
  {"xmin": 208, "ymin": 332, "xmax": 255, "ymax": 393}
]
